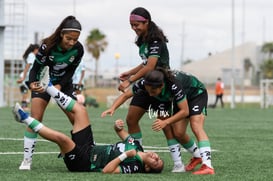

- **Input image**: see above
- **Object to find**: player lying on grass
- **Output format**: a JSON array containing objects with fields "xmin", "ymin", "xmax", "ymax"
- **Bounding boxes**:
[
  {"xmin": 102, "ymin": 68, "xmax": 215, "ymax": 175},
  {"xmin": 12, "ymin": 69, "xmax": 163, "ymax": 173}
]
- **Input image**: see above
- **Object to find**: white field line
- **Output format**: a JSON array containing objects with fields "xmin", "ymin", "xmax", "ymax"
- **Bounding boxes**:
[
  {"xmin": 0, "ymin": 137, "xmax": 218, "ymax": 155},
  {"xmin": 0, "ymin": 152, "xmax": 59, "ymax": 155}
]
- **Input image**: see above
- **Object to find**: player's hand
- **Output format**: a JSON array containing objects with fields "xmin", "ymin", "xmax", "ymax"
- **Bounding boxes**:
[
  {"xmin": 16, "ymin": 78, "xmax": 24, "ymax": 84},
  {"xmin": 29, "ymin": 81, "xmax": 45, "ymax": 93},
  {"xmin": 101, "ymin": 109, "xmax": 115, "ymax": 117},
  {"xmin": 114, "ymin": 119, "xmax": 124, "ymax": 131},
  {"xmin": 119, "ymin": 72, "xmax": 130, "ymax": 81},
  {"xmin": 152, "ymin": 119, "xmax": 168, "ymax": 131},
  {"xmin": 118, "ymin": 81, "xmax": 130, "ymax": 93}
]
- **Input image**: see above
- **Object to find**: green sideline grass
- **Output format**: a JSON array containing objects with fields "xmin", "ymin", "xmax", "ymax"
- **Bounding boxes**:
[{"xmin": 0, "ymin": 104, "xmax": 272, "ymax": 181}]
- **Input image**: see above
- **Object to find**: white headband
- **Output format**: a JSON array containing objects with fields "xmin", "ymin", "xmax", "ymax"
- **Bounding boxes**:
[{"xmin": 61, "ymin": 28, "xmax": 81, "ymax": 32}]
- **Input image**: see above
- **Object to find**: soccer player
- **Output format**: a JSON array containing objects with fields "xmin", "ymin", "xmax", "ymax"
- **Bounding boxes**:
[
  {"xmin": 102, "ymin": 68, "xmax": 215, "ymax": 175},
  {"xmin": 148, "ymin": 68, "xmax": 215, "ymax": 175},
  {"xmin": 72, "ymin": 60, "xmax": 86, "ymax": 105},
  {"xmin": 19, "ymin": 16, "xmax": 84, "ymax": 170},
  {"xmin": 16, "ymin": 44, "xmax": 39, "ymax": 110},
  {"xmin": 12, "ymin": 70, "xmax": 164, "ymax": 173},
  {"xmin": 116, "ymin": 7, "xmax": 184, "ymax": 172},
  {"xmin": 72, "ymin": 60, "xmax": 85, "ymax": 95}
]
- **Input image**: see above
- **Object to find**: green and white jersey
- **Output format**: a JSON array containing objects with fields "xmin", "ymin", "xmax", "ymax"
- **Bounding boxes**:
[
  {"xmin": 173, "ymin": 70, "xmax": 206, "ymax": 101},
  {"xmin": 133, "ymin": 70, "xmax": 206, "ymax": 103},
  {"xmin": 29, "ymin": 42, "xmax": 84, "ymax": 86},
  {"xmin": 89, "ymin": 136, "xmax": 145, "ymax": 173},
  {"xmin": 139, "ymin": 40, "xmax": 170, "ymax": 69}
]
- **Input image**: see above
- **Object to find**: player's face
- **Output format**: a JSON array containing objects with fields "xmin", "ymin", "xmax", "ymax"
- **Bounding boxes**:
[
  {"xmin": 145, "ymin": 84, "xmax": 164, "ymax": 97},
  {"xmin": 130, "ymin": 21, "xmax": 148, "ymax": 37},
  {"xmin": 33, "ymin": 48, "xmax": 39, "ymax": 55},
  {"xmin": 60, "ymin": 31, "xmax": 80, "ymax": 50},
  {"xmin": 145, "ymin": 152, "xmax": 164, "ymax": 172}
]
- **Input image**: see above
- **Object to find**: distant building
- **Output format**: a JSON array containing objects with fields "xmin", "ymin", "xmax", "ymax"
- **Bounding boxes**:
[{"xmin": 181, "ymin": 42, "xmax": 262, "ymax": 86}]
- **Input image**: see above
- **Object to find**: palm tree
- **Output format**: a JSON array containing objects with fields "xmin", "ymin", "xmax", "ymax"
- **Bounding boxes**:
[
  {"xmin": 261, "ymin": 42, "xmax": 273, "ymax": 59},
  {"xmin": 260, "ymin": 59, "xmax": 273, "ymax": 79},
  {"xmin": 85, "ymin": 28, "xmax": 108, "ymax": 86},
  {"xmin": 260, "ymin": 42, "xmax": 273, "ymax": 79}
]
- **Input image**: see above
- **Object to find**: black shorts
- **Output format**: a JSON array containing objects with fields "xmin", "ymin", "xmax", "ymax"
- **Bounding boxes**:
[
  {"xmin": 63, "ymin": 125, "xmax": 95, "ymax": 172},
  {"xmin": 31, "ymin": 83, "xmax": 76, "ymax": 102},
  {"xmin": 173, "ymin": 90, "xmax": 208, "ymax": 116},
  {"xmin": 20, "ymin": 85, "xmax": 28, "ymax": 94},
  {"xmin": 130, "ymin": 93, "xmax": 172, "ymax": 118}
]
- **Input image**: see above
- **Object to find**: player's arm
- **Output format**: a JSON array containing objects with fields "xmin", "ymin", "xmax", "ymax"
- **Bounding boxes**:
[
  {"xmin": 78, "ymin": 69, "xmax": 85, "ymax": 85},
  {"xmin": 128, "ymin": 56, "xmax": 157, "ymax": 83},
  {"xmin": 102, "ymin": 150, "xmax": 137, "ymax": 174},
  {"xmin": 101, "ymin": 89, "xmax": 133, "ymax": 117},
  {"xmin": 17, "ymin": 63, "xmax": 31, "ymax": 83},
  {"xmin": 119, "ymin": 64, "xmax": 143, "ymax": 81},
  {"xmin": 152, "ymin": 99, "xmax": 189, "ymax": 131},
  {"xmin": 118, "ymin": 58, "xmax": 157, "ymax": 92},
  {"xmin": 114, "ymin": 119, "xmax": 129, "ymax": 141},
  {"xmin": 164, "ymin": 99, "xmax": 189, "ymax": 125}
]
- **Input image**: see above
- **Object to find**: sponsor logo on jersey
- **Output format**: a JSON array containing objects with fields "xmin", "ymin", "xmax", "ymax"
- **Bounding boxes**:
[
  {"xmin": 192, "ymin": 105, "xmax": 199, "ymax": 112},
  {"xmin": 69, "ymin": 154, "xmax": 76, "ymax": 160},
  {"xmin": 92, "ymin": 154, "xmax": 97, "ymax": 162},
  {"xmin": 49, "ymin": 56, "xmax": 54, "ymax": 61},
  {"xmin": 171, "ymin": 84, "xmax": 178, "ymax": 90},
  {"xmin": 53, "ymin": 63, "xmax": 68, "ymax": 71},
  {"xmin": 128, "ymin": 137, "xmax": 135, "ymax": 145},
  {"xmin": 150, "ymin": 46, "xmax": 159, "ymax": 54},
  {"xmin": 175, "ymin": 89, "xmax": 184, "ymax": 100},
  {"xmin": 69, "ymin": 56, "xmax": 75, "ymax": 62},
  {"xmin": 41, "ymin": 44, "xmax": 47, "ymax": 50},
  {"xmin": 40, "ymin": 56, "xmax": 47, "ymax": 63}
]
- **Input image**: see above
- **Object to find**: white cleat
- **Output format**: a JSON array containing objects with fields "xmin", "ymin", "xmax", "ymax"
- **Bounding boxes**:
[
  {"xmin": 19, "ymin": 159, "xmax": 32, "ymax": 170},
  {"xmin": 39, "ymin": 66, "xmax": 50, "ymax": 91},
  {"xmin": 172, "ymin": 164, "xmax": 186, "ymax": 173}
]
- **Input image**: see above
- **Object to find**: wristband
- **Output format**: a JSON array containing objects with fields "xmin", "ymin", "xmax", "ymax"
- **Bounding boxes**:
[{"xmin": 118, "ymin": 153, "xmax": 127, "ymax": 161}]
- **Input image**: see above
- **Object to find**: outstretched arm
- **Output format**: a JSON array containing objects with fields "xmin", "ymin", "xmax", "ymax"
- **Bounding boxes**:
[
  {"xmin": 119, "ymin": 64, "xmax": 143, "ymax": 81},
  {"xmin": 101, "ymin": 90, "xmax": 133, "ymax": 117},
  {"xmin": 118, "ymin": 58, "xmax": 157, "ymax": 92},
  {"xmin": 17, "ymin": 63, "xmax": 32, "ymax": 83}
]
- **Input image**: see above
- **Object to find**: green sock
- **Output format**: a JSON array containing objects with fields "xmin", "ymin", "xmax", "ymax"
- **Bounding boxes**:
[
  {"xmin": 182, "ymin": 138, "xmax": 201, "ymax": 158},
  {"xmin": 130, "ymin": 132, "xmax": 142, "ymax": 145}
]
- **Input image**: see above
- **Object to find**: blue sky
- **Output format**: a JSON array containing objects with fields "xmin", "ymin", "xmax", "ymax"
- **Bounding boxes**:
[{"xmin": 25, "ymin": 0, "xmax": 273, "ymax": 74}]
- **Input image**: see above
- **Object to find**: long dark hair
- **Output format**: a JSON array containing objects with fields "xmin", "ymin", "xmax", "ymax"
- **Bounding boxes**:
[
  {"xmin": 42, "ymin": 15, "xmax": 81, "ymax": 55},
  {"xmin": 143, "ymin": 67, "xmax": 175, "ymax": 88},
  {"xmin": 130, "ymin": 7, "xmax": 168, "ymax": 46},
  {"xmin": 22, "ymin": 44, "xmax": 39, "ymax": 62}
]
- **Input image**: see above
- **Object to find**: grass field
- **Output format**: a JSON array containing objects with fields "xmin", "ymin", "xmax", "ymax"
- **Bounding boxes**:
[{"xmin": 0, "ymin": 103, "xmax": 272, "ymax": 181}]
